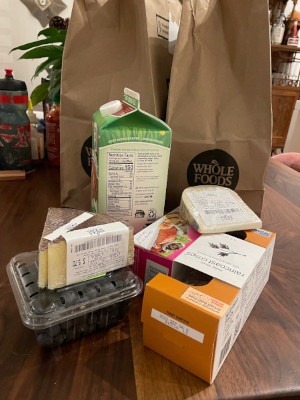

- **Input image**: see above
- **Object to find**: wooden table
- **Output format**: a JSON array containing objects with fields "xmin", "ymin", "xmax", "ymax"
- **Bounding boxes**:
[{"xmin": 0, "ymin": 159, "xmax": 299, "ymax": 400}]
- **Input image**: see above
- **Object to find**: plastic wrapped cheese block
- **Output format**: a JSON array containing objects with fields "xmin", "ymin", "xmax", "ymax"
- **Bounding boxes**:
[
  {"xmin": 38, "ymin": 208, "xmax": 90, "ymax": 288},
  {"xmin": 179, "ymin": 186, "xmax": 262, "ymax": 234},
  {"xmin": 38, "ymin": 208, "xmax": 134, "ymax": 290}
]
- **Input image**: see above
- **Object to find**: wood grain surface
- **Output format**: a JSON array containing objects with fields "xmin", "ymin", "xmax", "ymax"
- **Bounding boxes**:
[{"xmin": 0, "ymin": 159, "xmax": 299, "ymax": 400}]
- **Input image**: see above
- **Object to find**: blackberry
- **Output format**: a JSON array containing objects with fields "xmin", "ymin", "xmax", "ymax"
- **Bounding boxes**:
[{"xmin": 49, "ymin": 15, "xmax": 67, "ymax": 30}]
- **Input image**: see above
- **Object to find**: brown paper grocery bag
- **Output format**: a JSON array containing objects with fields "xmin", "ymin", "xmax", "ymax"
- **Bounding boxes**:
[
  {"xmin": 60, "ymin": 0, "xmax": 182, "ymax": 210},
  {"xmin": 166, "ymin": 0, "xmax": 272, "ymax": 215}
]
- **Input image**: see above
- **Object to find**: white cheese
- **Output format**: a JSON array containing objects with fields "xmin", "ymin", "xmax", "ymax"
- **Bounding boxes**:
[
  {"xmin": 38, "ymin": 209, "xmax": 134, "ymax": 290},
  {"xmin": 179, "ymin": 186, "xmax": 262, "ymax": 234},
  {"xmin": 38, "ymin": 208, "xmax": 89, "ymax": 288},
  {"xmin": 47, "ymin": 241, "xmax": 66, "ymax": 290}
]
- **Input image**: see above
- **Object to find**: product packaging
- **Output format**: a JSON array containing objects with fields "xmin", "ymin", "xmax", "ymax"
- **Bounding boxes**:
[
  {"xmin": 141, "ymin": 228, "xmax": 276, "ymax": 383},
  {"xmin": 7, "ymin": 251, "xmax": 143, "ymax": 347},
  {"xmin": 60, "ymin": 0, "xmax": 182, "ymax": 211},
  {"xmin": 91, "ymin": 88, "xmax": 172, "ymax": 233},
  {"xmin": 165, "ymin": 0, "xmax": 272, "ymax": 216},
  {"xmin": 133, "ymin": 210, "xmax": 200, "ymax": 286},
  {"xmin": 46, "ymin": 92, "xmax": 60, "ymax": 167}
]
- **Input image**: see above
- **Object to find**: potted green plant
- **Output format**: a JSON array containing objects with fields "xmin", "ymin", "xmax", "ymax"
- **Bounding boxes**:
[{"xmin": 10, "ymin": 16, "xmax": 69, "ymax": 107}]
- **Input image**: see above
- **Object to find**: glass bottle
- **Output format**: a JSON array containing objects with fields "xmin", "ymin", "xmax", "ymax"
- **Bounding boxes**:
[
  {"xmin": 46, "ymin": 92, "xmax": 60, "ymax": 167},
  {"xmin": 287, "ymin": 20, "xmax": 299, "ymax": 46},
  {"xmin": 271, "ymin": 13, "xmax": 286, "ymax": 45}
]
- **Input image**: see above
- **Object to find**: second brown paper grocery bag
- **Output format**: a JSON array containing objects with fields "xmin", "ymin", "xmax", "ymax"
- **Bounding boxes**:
[
  {"xmin": 166, "ymin": 0, "xmax": 272, "ymax": 215},
  {"xmin": 60, "ymin": 0, "xmax": 182, "ymax": 210}
]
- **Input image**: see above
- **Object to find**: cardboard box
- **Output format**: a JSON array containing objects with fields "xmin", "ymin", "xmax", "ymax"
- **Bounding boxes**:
[
  {"xmin": 141, "ymin": 228, "xmax": 276, "ymax": 383},
  {"xmin": 133, "ymin": 210, "xmax": 201, "ymax": 285}
]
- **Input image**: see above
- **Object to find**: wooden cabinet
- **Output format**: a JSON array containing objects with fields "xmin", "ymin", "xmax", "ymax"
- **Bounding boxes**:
[
  {"xmin": 271, "ymin": 44, "xmax": 300, "ymax": 152},
  {"xmin": 272, "ymin": 85, "xmax": 299, "ymax": 149}
]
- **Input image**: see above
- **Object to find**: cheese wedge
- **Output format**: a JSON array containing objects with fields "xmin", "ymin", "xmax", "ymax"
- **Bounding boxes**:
[
  {"xmin": 38, "ymin": 208, "xmax": 89, "ymax": 288},
  {"xmin": 46, "ymin": 212, "xmax": 134, "ymax": 290},
  {"xmin": 179, "ymin": 186, "xmax": 262, "ymax": 234}
]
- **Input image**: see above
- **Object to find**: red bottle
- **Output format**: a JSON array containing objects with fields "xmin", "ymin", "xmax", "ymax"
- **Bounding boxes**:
[{"xmin": 46, "ymin": 92, "xmax": 60, "ymax": 167}]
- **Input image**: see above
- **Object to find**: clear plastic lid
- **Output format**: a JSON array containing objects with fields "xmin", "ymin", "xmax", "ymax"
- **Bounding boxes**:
[
  {"xmin": 100, "ymin": 100, "xmax": 122, "ymax": 116},
  {"xmin": 6, "ymin": 251, "xmax": 143, "ymax": 330}
]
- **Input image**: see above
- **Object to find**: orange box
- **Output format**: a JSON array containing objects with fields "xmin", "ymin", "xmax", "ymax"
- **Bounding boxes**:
[{"xmin": 141, "ymin": 229, "xmax": 276, "ymax": 383}]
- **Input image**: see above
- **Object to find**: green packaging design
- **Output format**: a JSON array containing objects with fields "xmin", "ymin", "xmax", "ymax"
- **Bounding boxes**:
[{"xmin": 91, "ymin": 88, "xmax": 172, "ymax": 233}]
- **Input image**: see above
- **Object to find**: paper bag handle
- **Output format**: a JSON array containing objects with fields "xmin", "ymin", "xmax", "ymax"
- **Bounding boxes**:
[
  {"xmin": 190, "ymin": 0, "xmax": 217, "ymax": 24},
  {"xmin": 75, "ymin": 0, "xmax": 116, "ymax": 27}
]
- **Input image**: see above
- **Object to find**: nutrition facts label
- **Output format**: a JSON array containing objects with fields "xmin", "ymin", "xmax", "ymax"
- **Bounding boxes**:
[
  {"xmin": 107, "ymin": 152, "xmax": 134, "ymax": 216},
  {"xmin": 97, "ymin": 141, "xmax": 170, "ymax": 232},
  {"xmin": 105, "ymin": 149, "xmax": 164, "ymax": 221}
]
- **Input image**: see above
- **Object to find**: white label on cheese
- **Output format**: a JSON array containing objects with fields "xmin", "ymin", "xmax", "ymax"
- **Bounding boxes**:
[
  {"xmin": 44, "ymin": 212, "xmax": 93, "ymax": 241},
  {"xmin": 62, "ymin": 221, "xmax": 129, "ymax": 285},
  {"xmin": 186, "ymin": 188, "xmax": 258, "ymax": 227},
  {"xmin": 151, "ymin": 308, "xmax": 204, "ymax": 343},
  {"xmin": 175, "ymin": 234, "xmax": 265, "ymax": 288}
]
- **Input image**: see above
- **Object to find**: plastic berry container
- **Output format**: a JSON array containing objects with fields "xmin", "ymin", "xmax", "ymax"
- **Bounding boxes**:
[{"xmin": 6, "ymin": 251, "xmax": 143, "ymax": 347}]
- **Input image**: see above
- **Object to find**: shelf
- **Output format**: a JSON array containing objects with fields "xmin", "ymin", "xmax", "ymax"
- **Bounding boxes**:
[
  {"xmin": 272, "ymin": 85, "xmax": 300, "ymax": 151},
  {"xmin": 271, "ymin": 44, "xmax": 300, "ymax": 53},
  {"xmin": 272, "ymin": 83, "xmax": 300, "ymax": 89}
]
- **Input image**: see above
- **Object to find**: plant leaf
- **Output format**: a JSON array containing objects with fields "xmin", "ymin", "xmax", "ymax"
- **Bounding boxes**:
[
  {"xmin": 18, "ymin": 45, "xmax": 64, "ymax": 60},
  {"xmin": 10, "ymin": 26, "xmax": 66, "ymax": 106},
  {"xmin": 30, "ymin": 82, "xmax": 50, "ymax": 107},
  {"xmin": 50, "ymin": 59, "xmax": 62, "ymax": 70},
  {"xmin": 10, "ymin": 29, "xmax": 66, "ymax": 53},
  {"xmin": 11, "ymin": 39, "xmax": 51, "ymax": 52},
  {"xmin": 33, "ymin": 58, "xmax": 62, "ymax": 79},
  {"xmin": 10, "ymin": 37, "xmax": 65, "ymax": 53},
  {"xmin": 38, "ymin": 27, "xmax": 67, "ymax": 41},
  {"xmin": 49, "ymin": 73, "xmax": 61, "ymax": 91},
  {"xmin": 33, "ymin": 59, "xmax": 53, "ymax": 79},
  {"xmin": 49, "ymin": 80, "xmax": 61, "ymax": 97},
  {"xmin": 49, "ymin": 85, "xmax": 60, "ymax": 101}
]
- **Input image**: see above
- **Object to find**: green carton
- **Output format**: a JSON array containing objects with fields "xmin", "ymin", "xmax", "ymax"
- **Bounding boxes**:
[{"xmin": 91, "ymin": 88, "xmax": 172, "ymax": 233}]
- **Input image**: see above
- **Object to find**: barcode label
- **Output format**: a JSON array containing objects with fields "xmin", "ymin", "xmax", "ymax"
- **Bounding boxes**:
[
  {"xmin": 62, "ymin": 221, "xmax": 130, "ymax": 286},
  {"xmin": 204, "ymin": 208, "xmax": 240, "ymax": 215},
  {"xmin": 233, "ymin": 318, "xmax": 242, "ymax": 340},
  {"xmin": 74, "ymin": 234, "xmax": 122, "ymax": 253},
  {"xmin": 151, "ymin": 308, "xmax": 204, "ymax": 343},
  {"xmin": 219, "ymin": 336, "xmax": 232, "ymax": 367},
  {"xmin": 186, "ymin": 187, "xmax": 261, "ymax": 229}
]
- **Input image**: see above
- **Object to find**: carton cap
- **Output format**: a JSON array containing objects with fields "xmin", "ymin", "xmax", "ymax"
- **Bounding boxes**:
[{"xmin": 100, "ymin": 100, "xmax": 122, "ymax": 116}]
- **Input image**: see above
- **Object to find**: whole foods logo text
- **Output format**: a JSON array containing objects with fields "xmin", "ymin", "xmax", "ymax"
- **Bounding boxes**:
[{"xmin": 187, "ymin": 149, "xmax": 239, "ymax": 190}]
